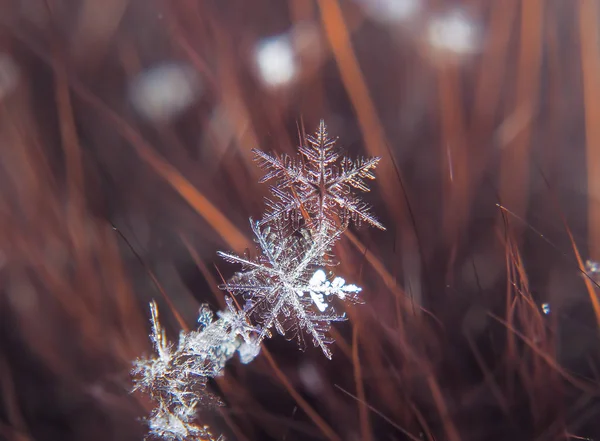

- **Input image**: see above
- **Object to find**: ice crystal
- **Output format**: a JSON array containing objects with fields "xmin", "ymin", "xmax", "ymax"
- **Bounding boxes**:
[
  {"xmin": 132, "ymin": 299, "xmax": 260, "ymax": 440},
  {"xmin": 307, "ymin": 269, "xmax": 362, "ymax": 312},
  {"xmin": 133, "ymin": 118, "xmax": 384, "ymax": 441},
  {"xmin": 218, "ymin": 219, "xmax": 362, "ymax": 359},
  {"xmin": 253, "ymin": 119, "xmax": 385, "ymax": 231},
  {"xmin": 148, "ymin": 404, "xmax": 223, "ymax": 441}
]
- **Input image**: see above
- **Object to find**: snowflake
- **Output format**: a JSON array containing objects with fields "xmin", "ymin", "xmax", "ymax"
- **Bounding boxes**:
[
  {"xmin": 217, "ymin": 219, "xmax": 362, "ymax": 359},
  {"xmin": 253, "ymin": 119, "xmax": 385, "ymax": 231}
]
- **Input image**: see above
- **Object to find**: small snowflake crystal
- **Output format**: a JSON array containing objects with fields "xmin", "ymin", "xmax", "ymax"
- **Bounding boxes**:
[{"xmin": 253, "ymin": 120, "xmax": 385, "ymax": 231}]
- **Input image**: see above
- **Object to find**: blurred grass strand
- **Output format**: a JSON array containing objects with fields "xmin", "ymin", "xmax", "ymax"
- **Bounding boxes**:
[{"xmin": 580, "ymin": 0, "xmax": 600, "ymax": 261}]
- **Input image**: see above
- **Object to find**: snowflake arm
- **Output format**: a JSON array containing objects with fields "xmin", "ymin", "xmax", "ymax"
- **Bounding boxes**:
[
  {"xmin": 252, "ymin": 149, "xmax": 312, "ymax": 188},
  {"xmin": 299, "ymin": 119, "xmax": 340, "ymax": 168},
  {"xmin": 333, "ymin": 156, "xmax": 381, "ymax": 191},
  {"xmin": 217, "ymin": 251, "xmax": 278, "ymax": 276},
  {"xmin": 330, "ymin": 194, "xmax": 385, "ymax": 231}
]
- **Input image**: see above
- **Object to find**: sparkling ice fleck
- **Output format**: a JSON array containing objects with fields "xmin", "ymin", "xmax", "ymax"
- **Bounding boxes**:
[{"xmin": 541, "ymin": 303, "xmax": 550, "ymax": 315}]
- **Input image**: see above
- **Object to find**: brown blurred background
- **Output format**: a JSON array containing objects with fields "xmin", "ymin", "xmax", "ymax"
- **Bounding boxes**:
[{"xmin": 1, "ymin": 0, "xmax": 600, "ymax": 440}]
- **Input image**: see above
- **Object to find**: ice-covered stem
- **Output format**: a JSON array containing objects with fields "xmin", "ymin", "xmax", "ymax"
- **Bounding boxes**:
[{"xmin": 132, "ymin": 298, "xmax": 260, "ymax": 441}]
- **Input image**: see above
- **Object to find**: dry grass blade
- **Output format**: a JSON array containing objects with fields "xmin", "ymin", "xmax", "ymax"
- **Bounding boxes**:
[
  {"xmin": 580, "ymin": 0, "xmax": 600, "ymax": 262},
  {"xmin": 261, "ymin": 348, "xmax": 341, "ymax": 441}
]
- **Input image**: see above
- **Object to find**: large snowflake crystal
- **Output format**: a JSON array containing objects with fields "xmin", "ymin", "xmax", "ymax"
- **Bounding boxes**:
[
  {"xmin": 253, "ymin": 120, "xmax": 385, "ymax": 231},
  {"xmin": 217, "ymin": 219, "xmax": 362, "ymax": 359}
]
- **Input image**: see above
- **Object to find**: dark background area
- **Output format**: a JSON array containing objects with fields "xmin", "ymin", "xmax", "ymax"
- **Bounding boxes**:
[{"xmin": 0, "ymin": 1, "xmax": 599, "ymax": 440}]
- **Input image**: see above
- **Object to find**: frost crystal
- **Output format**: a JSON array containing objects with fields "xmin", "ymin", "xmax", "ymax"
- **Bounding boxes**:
[
  {"xmin": 253, "ymin": 120, "xmax": 385, "ymax": 231},
  {"xmin": 132, "ymin": 300, "xmax": 259, "ymax": 440},
  {"xmin": 133, "ymin": 119, "xmax": 384, "ymax": 441},
  {"xmin": 218, "ymin": 219, "xmax": 361, "ymax": 359}
]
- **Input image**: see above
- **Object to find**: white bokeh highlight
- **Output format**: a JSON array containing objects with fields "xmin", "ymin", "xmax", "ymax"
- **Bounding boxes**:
[
  {"xmin": 426, "ymin": 10, "xmax": 480, "ymax": 55},
  {"xmin": 355, "ymin": 0, "xmax": 421, "ymax": 23},
  {"xmin": 129, "ymin": 62, "xmax": 202, "ymax": 122},
  {"xmin": 298, "ymin": 362, "xmax": 325, "ymax": 395},
  {"xmin": 254, "ymin": 34, "xmax": 297, "ymax": 87}
]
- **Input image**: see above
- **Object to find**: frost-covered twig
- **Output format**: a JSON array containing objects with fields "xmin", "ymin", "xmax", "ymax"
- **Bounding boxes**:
[{"xmin": 132, "ymin": 299, "xmax": 260, "ymax": 440}]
